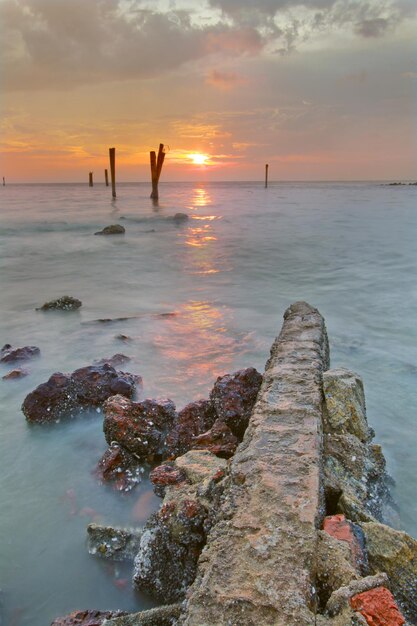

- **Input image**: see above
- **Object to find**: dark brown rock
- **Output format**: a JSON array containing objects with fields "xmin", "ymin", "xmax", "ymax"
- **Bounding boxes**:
[
  {"xmin": 95, "ymin": 444, "xmax": 143, "ymax": 492},
  {"xmin": 191, "ymin": 418, "xmax": 238, "ymax": 458},
  {"xmin": 165, "ymin": 400, "xmax": 216, "ymax": 458},
  {"xmin": 0, "ymin": 344, "xmax": 40, "ymax": 364},
  {"xmin": 209, "ymin": 367, "xmax": 262, "ymax": 438},
  {"xmin": 50, "ymin": 609, "xmax": 127, "ymax": 626},
  {"xmin": 22, "ymin": 365, "xmax": 138, "ymax": 423},
  {"xmin": 37, "ymin": 296, "xmax": 82, "ymax": 311},
  {"xmin": 2, "ymin": 368, "xmax": 30, "ymax": 380},
  {"xmin": 150, "ymin": 463, "xmax": 189, "ymax": 497},
  {"xmin": 94, "ymin": 224, "xmax": 125, "ymax": 235},
  {"xmin": 103, "ymin": 395, "xmax": 177, "ymax": 460}
]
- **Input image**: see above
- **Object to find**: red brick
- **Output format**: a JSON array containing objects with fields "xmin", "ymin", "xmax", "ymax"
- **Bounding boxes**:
[
  {"xmin": 323, "ymin": 514, "xmax": 363, "ymax": 567},
  {"xmin": 350, "ymin": 586, "xmax": 405, "ymax": 626}
]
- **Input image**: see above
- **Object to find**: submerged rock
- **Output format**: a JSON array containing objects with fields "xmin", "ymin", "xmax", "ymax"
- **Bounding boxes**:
[
  {"xmin": 37, "ymin": 296, "xmax": 82, "ymax": 311},
  {"xmin": 93, "ymin": 354, "xmax": 131, "ymax": 368},
  {"xmin": 2, "ymin": 368, "xmax": 30, "ymax": 380},
  {"xmin": 87, "ymin": 523, "xmax": 143, "ymax": 561},
  {"xmin": 133, "ymin": 450, "xmax": 227, "ymax": 602},
  {"xmin": 0, "ymin": 344, "xmax": 40, "ymax": 364},
  {"xmin": 22, "ymin": 364, "xmax": 138, "ymax": 423},
  {"xmin": 50, "ymin": 609, "xmax": 128, "ymax": 626},
  {"xmin": 209, "ymin": 367, "xmax": 262, "ymax": 438},
  {"xmin": 172, "ymin": 213, "xmax": 189, "ymax": 223},
  {"xmin": 103, "ymin": 395, "xmax": 177, "ymax": 460},
  {"xmin": 94, "ymin": 224, "xmax": 125, "ymax": 235}
]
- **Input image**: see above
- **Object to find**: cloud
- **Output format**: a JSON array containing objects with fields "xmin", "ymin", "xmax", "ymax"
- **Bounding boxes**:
[{"xmin": 205, "ymin": 69, "xmax": 247, "ymax": 89}]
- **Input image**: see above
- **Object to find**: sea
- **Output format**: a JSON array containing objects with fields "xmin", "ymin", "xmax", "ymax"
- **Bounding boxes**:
[{"xmin": 0, "ymin": 181, "xmax": 416, "ymax": 625}]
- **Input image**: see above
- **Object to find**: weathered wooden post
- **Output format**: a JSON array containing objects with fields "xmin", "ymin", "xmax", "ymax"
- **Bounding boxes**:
[
  {"xmin": 2, "ymin": 177, "xmax": 5, "ymax": 186},
  {"xmin": 109, "ymin": 148, "xmax": 116, "ymax": 198},
  {"xmin": 265, "ymin": 163, "xmax": 269, "ymax": 188},
  {"xmin": 150, "ymin": 143, "xmax": 165, "ymax": 200},
  {"xmin": 105, "ymin": 169, "xmax": 109, "ymax": 187},
  {"xmin": 89, "ymin": 172, "xmax": 93, "ymax": 187}
]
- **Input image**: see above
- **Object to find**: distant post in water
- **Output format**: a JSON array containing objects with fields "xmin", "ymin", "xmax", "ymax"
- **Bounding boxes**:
[
  {"xmin": 265, "ymin": 163, "xmax": 269, "ymax": 188},
  {"xmin": 105, "ymin": 169, "xmax": 109, "ymax": 187},
  {"xmin": 109, "ymin": 147, "xmax": 116, "ymax": 198},
  {"xmin": 150, "ymin": 143, "xmax": 165, "ymax": 200},
  {"xmin": 89, "ymin": 172, "xmax": 93, "ymax": 187},
  {"xmin": 2, "ymin": 177, "xmax": 5, "ymax": 186}
]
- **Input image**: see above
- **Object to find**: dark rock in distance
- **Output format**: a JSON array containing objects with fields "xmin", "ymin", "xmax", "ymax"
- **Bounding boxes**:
[
  {"xmin": 94, "ymin": 224, "xmax": 125, "ymax": 235},
  {"xmin": 93, "ymin": 354, "xmax": 131, "ymax": 368},
  {"xmin": 209, "ymin": 367, "xmax": 262, "ymax": 438},
  {"xmin": 50, "ymin": 609, "xmax": 128, "ymax": 626},
  {"xmin": 103, "ymin": 395, "xmax": 177, "ymax": 460},
  {"xmin": 22, "ymin": 364, "xmax": 138, "ymax": 423},
  {"xmin": 2, "ymin": 368, "xmax": 30, "ymax": 380},
  {"xmin": 172, "ymin": 213, "xmax": 189, "ymax": 223},
  {"xmin": 37, "ymin": 296, "xmax": 82, "ymax": 311},
  {"xmin": 0, "ymin": 344, "xmax": 40, "ymax": 364}
]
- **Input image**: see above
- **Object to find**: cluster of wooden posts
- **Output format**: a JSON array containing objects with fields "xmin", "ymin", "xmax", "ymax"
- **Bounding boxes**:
[{"xmin": 88, "ymin": 144, "xmax": 165, "ymax": 200}]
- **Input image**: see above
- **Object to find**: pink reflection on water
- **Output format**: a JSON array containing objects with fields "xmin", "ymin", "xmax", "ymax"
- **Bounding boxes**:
[{"xmin": 151, "ymin": 301, "xmax": 253, "ymax": 398}]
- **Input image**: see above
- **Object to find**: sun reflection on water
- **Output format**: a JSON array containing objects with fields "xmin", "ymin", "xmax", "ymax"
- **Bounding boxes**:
[{"xmin": 152, "ymin": 300, "xmax": 253, "ymax": 398}]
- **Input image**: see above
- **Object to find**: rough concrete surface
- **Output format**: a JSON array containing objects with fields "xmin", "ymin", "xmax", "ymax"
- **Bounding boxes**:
[{"xmin": 179, "ymin": 301, "xmax": 329, "ymax": 626}]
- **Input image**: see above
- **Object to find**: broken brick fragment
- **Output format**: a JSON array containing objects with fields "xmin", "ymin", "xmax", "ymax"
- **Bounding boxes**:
[
  {"xmin": 350, "ymin": 586, "xmax": 405, "ymax": 626},
  {"xmin": 323, "ymin": 514, "xmax": 365, "ymax": 571}
]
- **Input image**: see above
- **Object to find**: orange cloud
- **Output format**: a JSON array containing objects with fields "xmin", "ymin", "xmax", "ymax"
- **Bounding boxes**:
[{"xmin": 206, "ymin": 69, "xmax": 247, "ymax": 90}]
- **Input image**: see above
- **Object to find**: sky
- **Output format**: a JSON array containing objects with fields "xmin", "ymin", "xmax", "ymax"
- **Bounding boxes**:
[{"xmin": 1, "ymin": 0, "xmax": 416, "ymax": 182}]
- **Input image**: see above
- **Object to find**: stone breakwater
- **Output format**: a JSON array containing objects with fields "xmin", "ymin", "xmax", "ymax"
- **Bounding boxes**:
[{"xmin": 51, "ymin": 302, "xmax": 416, "ymax": 626}]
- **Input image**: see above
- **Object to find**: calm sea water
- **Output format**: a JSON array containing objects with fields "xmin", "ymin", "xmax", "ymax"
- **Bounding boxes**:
[{"xmin": 0, "ymin": 181, "xmax": 416, "ymax": 624}]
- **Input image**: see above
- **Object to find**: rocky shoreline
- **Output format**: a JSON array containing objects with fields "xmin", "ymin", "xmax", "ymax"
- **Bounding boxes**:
[{"xmin": 13, "ymin": 302, "xmax": 417, "ymax": 625}]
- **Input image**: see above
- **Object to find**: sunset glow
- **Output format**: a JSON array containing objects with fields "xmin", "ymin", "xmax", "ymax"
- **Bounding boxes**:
[{"xmin": 0, "ymin": 0, "xmax": 416, "ymax": 182}]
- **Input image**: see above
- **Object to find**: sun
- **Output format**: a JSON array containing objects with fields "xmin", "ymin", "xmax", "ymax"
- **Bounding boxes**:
[{"xmin": 189, "ymin": 153, "xmax": 209, "ymax": 165}]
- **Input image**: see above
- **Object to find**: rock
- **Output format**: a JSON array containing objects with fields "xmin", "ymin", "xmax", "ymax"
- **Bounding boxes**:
[
  {"xmin": 93, "ymin": 354, "xmax": 131, "ymax": 368},
  {"xmin": 350, "ymin": 586, "xmax": 406, "ymax": 626},
  {"xmin": 165, "ymin": 400, "xmax": 216, "ymax": 458},
  {"xmin": 360, "ymin": 521, "xmax": 417, "ymax": 621},
  {"xmin": 22, "ymin": 364, "xmax": 138, "ymax": 423},
  {"xmin": 316, "ymin": 530, "xmax": 360, "ymax": 610},
  {"xmin": 103, "ymin": 396, "xmax": 177, "ymax": 460},
  {"xmin": 150, "ymin": 463, "xmax": 189, "ymax": 497},
  {"xmin": 325, "ymin": 573, "xmax": 389, "ymax": 617},
  {"xmin": 50, "ymin": 609, "xmax": 128, "ymax": 626},
  {"xmin": 2, "ymin": 368, "xmax": 29, "ymax": 380},
  {"xmin": 191, "ymin": 418, "xmax": 238, "ymax": 458},
  {"xmin": 37, "ymin": 296, "xmax": 82, "ymax": 311},
  {"xmin": 87, "ymin": 523, "xmax": 143, "ymax": 561},
  {"xmin": 95, "ymin": 444, "xmax": 144, "ymax": 492},
  {"xmin": 94, "ymin": 224, "xmax": 125, "ymax": 235},
  {"xmin": 115, "ymin": 334, "xmax": 132, "ymax": 342},
  {"xmin": 209, "ymin": 367, "xmax": 262, "ymax": 438},
  {"xmin": 172, "ymin": 213, "xmax": 189, "ymax": 223},
  {"xmin": 0, "ymin": 344, "xmax": 40, "ymax": 363},
  {"xmin": 323, "ymin": 369, "xmax": 370, "ymax": 442},
  {"xmin": 102, "ymin": 604, "xmax": 181, "ymax": 626},
  {"xmin": 133, "ymin": 450, "xmax": 226, "ymax": 602}
]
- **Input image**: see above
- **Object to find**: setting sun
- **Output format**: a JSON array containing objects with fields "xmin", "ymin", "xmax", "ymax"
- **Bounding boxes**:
[{"xmin": 189, "ymin": 153, "xmax": 209, "ymax": 165}]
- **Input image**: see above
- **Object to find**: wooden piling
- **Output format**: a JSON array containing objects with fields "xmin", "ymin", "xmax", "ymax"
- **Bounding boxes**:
[
  {"xmin": 150, "ymin": 143, "xmax": 165, "ymax": 200},
  {"xmin": 109, "ymin": 148, "xmax": 116, "ymax": 198},
  {"xmin": 2, "ymin": 177, "xmax": 5, "ymax": 186},
  {"xmin": 265, "ymin": 163, "xmax": 269, "ymax": 188},
  {"xmin": 89, "ymin": 172, "xmax": 93, "ymax": 187},
  {"xmin": 105, "ymin": 169, "xmax": 109, "ymax": 187}
]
